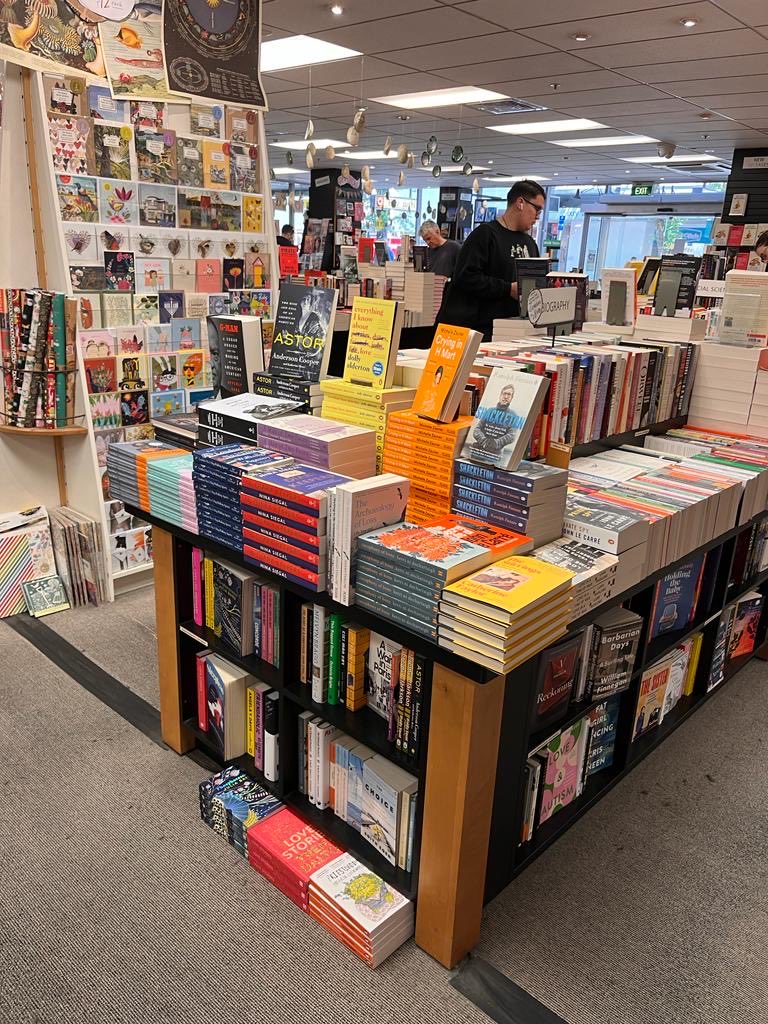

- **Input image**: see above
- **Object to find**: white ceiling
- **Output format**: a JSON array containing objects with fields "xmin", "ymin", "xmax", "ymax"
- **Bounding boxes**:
[{"xmin": 260, "ymin": 0, "xmax": 768, "ymax": 190}]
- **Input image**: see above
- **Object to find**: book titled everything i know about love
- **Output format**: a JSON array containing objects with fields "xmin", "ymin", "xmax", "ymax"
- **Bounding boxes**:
[{"xmin": 343, "ymin": 297, "xmax": 403, "ymax": 390}]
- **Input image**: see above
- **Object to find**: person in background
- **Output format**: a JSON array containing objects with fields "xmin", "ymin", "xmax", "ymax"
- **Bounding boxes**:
[
  {"xmin": 755, "ymin": 230, "xmax": 768, "ymax": 264},
  {"xmin": 419, "ymin": 220, "xmax": 461, "ymax": 278},
  {"xmin": 440, "ymin": 179, "xmax": 546, "ymax": 339},
  {"xmin": 276, "ymin": 224, "xmax": 295, "ymax": 247}
]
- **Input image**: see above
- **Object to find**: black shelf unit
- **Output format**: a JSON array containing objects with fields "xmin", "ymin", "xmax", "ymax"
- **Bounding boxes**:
[{"xmin": 568, "ymin": 415, "xmax": 687, "ymax": 459}]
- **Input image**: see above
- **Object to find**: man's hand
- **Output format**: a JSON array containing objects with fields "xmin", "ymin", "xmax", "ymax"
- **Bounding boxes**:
[{"xmin": 510, "ymin": 282, "xmax": 519, "ymax": 299}]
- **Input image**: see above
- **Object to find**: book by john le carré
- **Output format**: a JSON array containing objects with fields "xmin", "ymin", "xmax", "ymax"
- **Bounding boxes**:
[
  {"xmin": 530, "ymin": 632, "xmax": 582, "ymax": 731},
  {"xmin": 268, "ymin": 283, "xmax": 338, "ymax": 382}
]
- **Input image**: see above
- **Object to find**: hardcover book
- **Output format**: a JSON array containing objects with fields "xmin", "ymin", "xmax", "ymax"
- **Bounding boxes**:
[
  {"xmin": 135, "ymin": 131, "xmax": 178, "ymax": 185},
  {"xmin": 649, "ymin": 555, "xmax": 704, "ymax": 638},
  {"xmin": 202, "ymin": 140, "xmax": 230, "ymax": 190},
  {"xmin": 361, "ymin": 756, "xmax": 418, "ymax": 865},
  {"xmin": 207, "ymin": 315, "xmax": 264, "ymax": 398},
  {"xmin": 175, "ymin": 137, "xmax": 204, "ymax": 188},
  {"xmin": 93, "ymin": 122, "xmax": 132, "ymax": 180},
  {"xmin": 530, "ymin": 632, "xmax": 583, "ymax": 731},
  {"xmin": 584, "ymin": 694, "xmax": 621, "ymax": 777},
  {"xmin": 343, "ymin": 297, "xmax": 403, "ymax": 390},
  {"xmin": 587, "ymin": 606, "xmax": 643, "ymax": 699},
  {"xmin": 248, "ymin": 806, "xmax": 343, "ymax": 884},
  {"xmin": 632, "ymin": 659, "xmax": 670, "ymax": 740},
  {"xmin": 538, "ymin": 719, "xmax": 587, "ymax": 824},
  {"xmin": 460, "ymin": 366, "xmax": 549, "ymax": 471},
  {"xmin": 365, "ymin": 632, "xmax": 403, "ymax": 721},
  {"xmin": 269, "ymin": 284, "xmax": 338, "ymax": 382}
]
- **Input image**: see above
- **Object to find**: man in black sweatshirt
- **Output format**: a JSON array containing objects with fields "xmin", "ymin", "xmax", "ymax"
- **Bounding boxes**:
[{"xmin": 440, "ymin": 179, "xmax": 545, "ymax": 339}]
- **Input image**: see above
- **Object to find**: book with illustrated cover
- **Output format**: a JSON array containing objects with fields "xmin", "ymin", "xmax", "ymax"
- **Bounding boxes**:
[
  {"xmin": 204, "ymin": 653, "xmax": 248, "ymax": 760},
  {"xmin": 411, "ymin": 324, "xmax": 483, "ymax": 423},
  {"xmin": 343, "ymin": 297, "xmax": 403, "ymax": 390},
  {"xmin": 175, "ymin": 136, "xmax": 204, "ymax": 187},
  {"xmin": 229, "ymin": 143, "xmax": 260, "ymax": 193},
  {"xmin": 202, "ymin": 140, "xmax": 231, "ymax": 190},
  {"xmin": 243, "ymin": 195, "xmax": 264, "ymax": 233},
  {"xmin": 632, "ymin": 659, "xmax": 670, "ymax": 741},
  {"xmin": 584, "ymin": 694, "xmax": 621, "ymax": 777},
  {"xmin": 135, "ymin": 131, "xmax": 177, "ymax": 185},
  {"xmin": 21, "ymin": 575, "xmax": 70, "ymax": 618},
  {"xmin": 361, "ymin": 756, "xmax": 418, "ymax": 865},
  {"xmin": 190, "ymin": 103, "xmax": 222, "ymax": 138},
  {"xmin": 357, "ymin": 521, "xmax": 493, "ymax": 584},
  {"xmin": 93, "ymin": 123, "xmax": 132, "ymax": 180},
  {"xmin": 269, "ymin": 284, "xmax": 338, "ymax": 382},
  {"xmin": 659, "ymin": 640, "xmax": 692, "ymax": 721},
  {"xmin": 460, "ymin": 366, "xmax": 549, "ymax": 471},
  {"xmin": 443, "ymin": 555, "xmax": 574, "ymax": 622},
  {"xmin": 130, "ymin": 101, "xmax": 164, "ymax": 133},
  {"xmin": 87, "ymin": 85, "xmax": 128, "ymax": 123},
  {"xmin": 649, "ymin": 555, "xmax": 704, "ymax": 638},
  {"xmin": 365, "ymin": 632, "xmax": 402, "ymax": 721},
  {"xmin": 226, "ymin": 106, "xmax": 257, "ymax": 144},
  {"xmin": 537, "ymin": 719, "xmax": 588, "ymax": 824},
  {"xmin": 211, "ymin": 558, "xmax": 256, "ymax": 656},
  {"xmin": 728, "ymin": 591, "xmax": 763, "ymax": 659},
  {"xmin": 45, "ymin": 75, "xmax": 83, "ymax": 116},
  {"xmin": 530, "ymin": 632, "xmax": 583, "ymax": 731},
  {"xmin": 48, "ymin": 115, "xmax": 95, "ymax": 176}
]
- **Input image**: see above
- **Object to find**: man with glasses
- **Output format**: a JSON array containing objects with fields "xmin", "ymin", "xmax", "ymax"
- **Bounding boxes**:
[{"xmin": 440, "ymin": 180, "xmax": 546, "ymax": 339}]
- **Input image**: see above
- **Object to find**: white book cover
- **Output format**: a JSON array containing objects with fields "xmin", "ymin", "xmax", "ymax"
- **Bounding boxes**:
[
  {"xmin": 460, "ymin": 367, "xmax": 548, "ymax": 471},
  {"xmin": 309, "ymin": 852, "xmax": 413, "ymax": 936}
]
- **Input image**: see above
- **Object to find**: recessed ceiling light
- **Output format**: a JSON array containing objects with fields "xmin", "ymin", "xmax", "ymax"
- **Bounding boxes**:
[
  {"xmin": 680, "ymin": 17, "xmax": 698, "ymax": 27},
  {"xmin": 371, "ymin": 86, "xmax": 508, "ymax": 110},
  {"xmin": 488, "ymin": 159, "xmax": 494, "ymax": 164},
  {"xmin": 549, "ymin": 135, "xmax": 658, "ymax": 147},
  {"xmin": 481, "ymin": 175, "xmax": 550, "ymax": 182},
  {"xmin": 396, "ymin": 114, "xmax": 411, "ymax": 121},
  {"xmin": 699, "ymin": 111, "xmax": 714, "ymax": 119},
  {"xmin": 330, "ymin": 3, "xmax": 344, "ymax": 14},
  {"xmin": 572, "ymin": 32, "xmax": 592, "ymax": 41},
  {"xmin": 622, "ymin": 153, "xmax": 719, "ymax": 163},
  {"xmin": 488, "ymin": 118, "xmax": 605, "ymax": 136},
  {"xmin": 261, "ymin": 35, "xmax": 360, "ymax": 72},
  {"xmin": 270, "ymin": 138, "xmax": 347, "ymax": 149}
]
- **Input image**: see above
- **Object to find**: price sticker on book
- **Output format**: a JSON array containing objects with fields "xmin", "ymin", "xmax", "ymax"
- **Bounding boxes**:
[{"xmin": 527, "ymin": 286, "xmax": 577, "ymax": 327}]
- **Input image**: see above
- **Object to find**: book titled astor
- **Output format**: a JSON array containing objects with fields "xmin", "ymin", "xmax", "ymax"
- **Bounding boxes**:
[{"xmin": 268, "ymin": 283, "xmax": 338, "ymax": 381}]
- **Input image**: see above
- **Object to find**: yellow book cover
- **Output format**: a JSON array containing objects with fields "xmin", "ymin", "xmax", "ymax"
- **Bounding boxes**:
[
  {"xmin": 445, "ymin": 555, "xmax": 574, "ymax": 618},
  {"xmin": 321, "ymin": 378, "xmax": 416, "ymax": 404},
  {"xmin": 683, "ymin": 632, "xmax": 703, "ymax": 696},
  {"xmin": 243, "ymin": 195, "xmax": 264, "ymax": 233},
  {"xmin": 202, "ymin": 140, "xmax": 230, "ymax": 190},
  {"xmin": 204, "ymin": 557, "xmax": 214, "ymax": 630},
  {"xmin": 343, "ymin": 297, "xmax": 403, "ymax": 389},
  {"xmin": 411, "ymin": 324, "xmax": 481, "ymax": 422},
  {"xmin": 246, "ymin": 683, "xmax": 256, "ymax": 757}
]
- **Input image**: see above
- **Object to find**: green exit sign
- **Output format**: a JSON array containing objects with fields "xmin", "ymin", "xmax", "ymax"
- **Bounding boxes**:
[{"xmin": 631, "ymin": 182, "xmax": 654, "ymax": 197}]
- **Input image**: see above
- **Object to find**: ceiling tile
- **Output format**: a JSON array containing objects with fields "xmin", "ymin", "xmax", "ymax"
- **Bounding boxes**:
[
  {"xmin": 489, "ymin": 69, "xmax": 632, "ymax": 97},
  {"xmin": 262, "ymin": 0, "xmax": 440, "ymax": 34},
  {"xmin": 452, "ymin": 0, "xmax": 689, "ymax": 30},
  {"xmin": 578, "ymin": 28, "xmax": 768, "ymax": 68},
  {"xmin": 621, "ymin": 55, "xmax": 768, "ymax": 82},
  {"xmin": 313, "ymin": 7, "xmax": 499, "ymax": 53},
  {"xmin": 672, "ymin": 91, "xmax": 768, "ymax": 109},
  {"xmin": 528, "ymin": 85, "xmax": 673, "ymax": 109},
  {"xmin": 263, "ymin": 57, "xmax": 409, "ymax": 88},
  {"xmin": 447, "ymin": 53, "xmax": 597, "ymax": 86},
  {"xmin": 262, "ymin": 86, "xmax": 351, "ymax": 109},
  {"xmin": 657, "ymin": 74, "xmax": 768, "ymax": 96},
  {"xmin": 709, "ymin": 0, "xmax": 768, "ymax": 25},
  {"xmin": 386, "ymin": 31, "xmax": 554, "ymax": 72}
]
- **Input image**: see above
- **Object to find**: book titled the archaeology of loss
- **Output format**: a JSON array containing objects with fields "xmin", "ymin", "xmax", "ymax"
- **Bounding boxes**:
[
  {"xmin": 268, "ymin": 283, "xmax": 338, "ymax": 382},
  {"xmin": 460, "ymin": 366, "xmax": 548, "ymax": 471},
  {"xmin": 343, "ymin": 296, "xmax": 403, "ymax": 390}
]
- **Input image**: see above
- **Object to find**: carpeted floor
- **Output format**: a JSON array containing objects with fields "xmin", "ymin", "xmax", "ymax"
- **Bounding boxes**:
[{"xmin": 5, "ymin": 588, "xmax": 768, "ymax": 1024}]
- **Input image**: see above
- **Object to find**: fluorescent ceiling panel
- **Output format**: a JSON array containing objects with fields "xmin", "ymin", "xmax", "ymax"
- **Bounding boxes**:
[
  {"xmin": 261, "ymin": 35, "xmax": 361, "ymax": 72},
  {"xmin": 622, "ymin": 153, "xmax": 719, "ymax": 163},
  {"xmin": 337, "ymin": 151, "xmax": 399, "ymax": 159},
  {"xmin": 370, "ymin": 86, "xmax": 508, "ymax": 109},
  {"xmin": 549, "ymin": 135, "xmax": 657, "ymax": 147},
  {"xmin": 488, "ymin": 118, "xmax": 606, "ymax": 135}
]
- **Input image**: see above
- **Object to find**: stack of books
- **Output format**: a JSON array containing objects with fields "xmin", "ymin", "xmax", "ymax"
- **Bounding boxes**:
[
  {"xmin": 320, "ymin": 380, "xmax": 416, "ymax": 472},
  {"xmin": 196, "ymin": 392, "xmax": 304, "ymax": 448},
  {"xmin": 150, "ymin": 412, "xmax": 199, "ymax": 450},
  {"xmin": 308, "ymin": 852, "xmax": 415, "ymax": 967},
  {"xmin": 532, "ymin": 538, "xmax": 619, "ymax": 621},
  {"xmin": 199, "ymin": 766, "xmax": 282, "ymax": 857},
  {"xmin": 452, "ymin": 459, "xmax": 568, "ymax": 547},
  {"xmin": 438, "ymin": 555, "xmax": 575, "ymax": 673},
  {"xmin": 252, "ymin": 372, "xmax": 325, "ymax": 414},
  {"xmin": 145, "ymin": 454, "xmax": 198, "ymax": 533},
  {"xmin": 240, "ymin": 463, "xmax": 352, "ymax": 591},
  {"xmin": 562, "ymin": 493, "xmax": 651, "ymax": 592},
  {"xmin": 106, "ymin": 439, "xmax": 189, "ymax": 512},
  {"xmin": 383, "ymin": 411, "xmax": 473, "ymax": 523},
  {"xmin": 256, "ymin": 415, "xmax": 377, "ymax": 478},
  {"xmin": 192, "ymin": 445, "xmax": 293, "ymax": 553},
  {"xmin": 355, "ymin": 516, "xmax": 532, "ymax": 640},
  {"xmin": 246, "ymin": 806, "xmax": 343, "ymax": 912}
]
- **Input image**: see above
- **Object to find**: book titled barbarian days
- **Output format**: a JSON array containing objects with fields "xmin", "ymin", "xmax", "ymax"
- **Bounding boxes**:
[{"xmin": 460, "ymin": 366, "xmax": 549, "ymax": 471}]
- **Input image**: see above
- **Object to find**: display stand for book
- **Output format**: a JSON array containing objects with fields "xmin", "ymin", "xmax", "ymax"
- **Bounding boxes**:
[{"xmin": 131, "ymin": 495, "xmax": 768, "ymax": 969}]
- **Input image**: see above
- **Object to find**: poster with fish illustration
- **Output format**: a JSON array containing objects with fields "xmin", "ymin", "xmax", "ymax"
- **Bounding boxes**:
[
  {"xmin": 99, "ymin": 9, "xmax": 173, "ymax": 101},
  {"xmin": 0, "ymin": 1, "xmax": 106, "ymax": 78},
  {"xmin": 162, "ymin": 0, "xmax": 266, "ymax": 109}
]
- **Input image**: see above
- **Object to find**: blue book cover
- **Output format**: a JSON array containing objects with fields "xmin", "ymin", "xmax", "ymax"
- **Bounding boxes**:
[
  {"xmin": 450, "ymin": 497, "xmax": 528, "ymax": 535},
  {"xmin": 205, "ymin": 658, "xmax": 226, "ymax": 755},
  {"xmin": 649, "ymin": 555, "xmax": 704, "ymax": 638},
  {"xmin": 249, "ymin": 464, "xmax": 352, "ymax": 498},
  {"xmin": 454, "ymin": 472, "xmax": 535, "ymax": 506},
  {"xmin": 585, "ymin": 695, "xmax": 621, "ymax": 777},
  {"xmin": 347, "ymin": 747, "xmax": 374, "ymax": 832},
  {"xmin": 452, "ymin": 483, "xmax": 530, "ymax": 519},
  {"xmin": 454, "ymin": 458, "xmax": 564, "ymax": 492}
]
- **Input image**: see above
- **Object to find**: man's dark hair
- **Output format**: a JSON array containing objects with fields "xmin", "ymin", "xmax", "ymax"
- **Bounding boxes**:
[
  {"xmin": 506, "ymin": 180, "xmax": 546, "ymax": 206},
  {"xmin": 756, "ymin": 229, "xmax": 768, "ymax": 249},
  {"xmin": 281, "ymin": 224, "xmax": 294, "ymax": 235}
]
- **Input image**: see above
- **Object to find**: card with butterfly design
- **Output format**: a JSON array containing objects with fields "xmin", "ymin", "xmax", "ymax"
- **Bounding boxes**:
[
  {"xmin": 64, "ymin": 225, "xmax": 98, "ymax": 264},
  {"xmin": 98, "ymin": 181, "xmax": 139, "ymax": 225},
  {"xmin": 116, "ymin": 326, "xmax": 146, "ymax": 354},
  {"xmin": 134, "ymin": 295, "xmax": 161, "ymax": 325}
]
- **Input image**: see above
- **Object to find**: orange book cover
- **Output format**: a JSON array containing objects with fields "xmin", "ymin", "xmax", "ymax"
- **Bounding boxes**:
[
  {"xmin": 411, "ymin": 323, "xmax": 480, "ymax": 422},
  {"xmin": 202, "ymin": 140, "xmax": 230, "ymax": 190},
  {"xmin": 420, "ymin": 514, "xmax": 533, "ymax": 556}
]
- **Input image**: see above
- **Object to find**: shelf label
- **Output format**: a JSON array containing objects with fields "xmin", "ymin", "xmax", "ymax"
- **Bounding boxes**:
[{"xmin": 527, "ymin": 286, "xmax": 577, "ymax": 327}]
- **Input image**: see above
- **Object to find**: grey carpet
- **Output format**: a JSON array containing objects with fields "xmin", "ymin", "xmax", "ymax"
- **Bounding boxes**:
[
  {"xmin": 43, "ymin": 587, "xmax": 161, "ymax": 709},
  {"xmin": 0, "ymin": 623, "xmax": 487, "ymax": 1024},
  {"xmin": 478, "ymin": 657, "xmax": 768, "ymax": 1024}
]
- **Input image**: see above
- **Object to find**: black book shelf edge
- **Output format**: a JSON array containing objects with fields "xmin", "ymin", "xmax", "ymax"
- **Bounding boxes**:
[
  {"xmin": 128, "ymin": 506, "xmax": 492, "ymax": 685},
  {"xmin": 183, "ymin": 718, "xmax": 283, "ymax": 800},
  {"xmin": 642, "ymin": 610, "xmax": 720, "ymax": 670},
  {"xmin": 281, "ymin": 681, "xmax": 421, "ymax": 773},
  {"xmin": 567, "ymin": 511, "xmax": 768, "ymax": 637},
  {"xmin": 284, "ymin": 792, "xmax": 417, "ymax": 901},
  {"xmin": 179, "ymin": 620, "xmax": 282, "ymax": 690},
  {"xmin": 510, "ymin": 649, "xmax": 759, "ymax": 882},
  {"xmin": 567, "ymin": 416, "xmax": 686, "ymax": 460}
]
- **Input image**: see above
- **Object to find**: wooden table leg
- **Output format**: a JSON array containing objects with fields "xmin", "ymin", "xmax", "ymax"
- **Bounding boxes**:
[
  {"xmin": 153, "ymin": 526, "xmax": 193, "ymax": 754},
  {"xmin": 415, "ymin": 665, "xmax": 505, "ymax": 968}
]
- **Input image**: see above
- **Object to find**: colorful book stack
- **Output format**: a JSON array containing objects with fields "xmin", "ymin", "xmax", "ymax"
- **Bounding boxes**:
[
  {"xmin": 299, "ymin": 611, "xmax": 372, "ymax": 711},
  {"xmin": 192, "ymin": 445, "xmax": 292, "ymax": 553},
  {"xmin": 145, "ymin": 453, "xmax": 198, "ymax": 533},
  {"xmin": 452, "ymin": 459, "xmax": 568, "ymax": 547},
  {"xmin": 240, "ymin": 464, "xmax": 353, "ymax": 591},
  {"xmin": 320, "ymin": 379, "xmax": 416, "ymax": 472},
  {"xmin": 199, "ymin": 766, "xmax": 282, "ymax": 856},
  {"xmin": 532, "ymin": 538, "xmax": 619, "ymax": 621},
  {"xmin": 439, "ymin": 555, "xmax": 575, "ymax": 673},
  {"xmin": 383, "ymin": 411, "xmax": 474, "ymax": 524},
  {"xmin": 106, "ymin": 439, "xmax": 189, "ymax": 511},
  {"xmin": 196, "ymin": 392, "xmax": 304, "ymax": 449},
  {"xmin": 355, "ymin": 516, "xmax": 532, "ymax": 641},
  {"xmin": 256, "ymin": 414, "xmax": 377, "ymax": 477},
  {"xmin": 308, "ymin": 853, "xmax": 415, "ymax": 969}
]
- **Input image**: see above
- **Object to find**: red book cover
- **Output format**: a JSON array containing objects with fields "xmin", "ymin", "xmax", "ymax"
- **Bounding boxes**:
[
  {"xmin": 358, "ymin": 237, "xmax": 375, "ymax": 263},
  {"xmin": 419, "ymin": 514, "xmax": 533, "ymax": 556},
  {"xmin": 243, "ymin": 527, "xmax": 323, "ymax": 567},
  {"xmin": 242, "ymin": 510, "xmax": 323, "ymax": 549},
  {"xmin": 243, "ymin": 544, "xmax": 323, "ymax": 586},
  {"xmin": 247, "ymin": 807, "xmax": 342, "ymax": 885},
  {"xmin": 735, "ymin": 251, "xmax": 750, "ymax": 270},
  {"xmin": 529, "ymin": 632, "xmax": 582, "ymax": 730},
  {"xmin": 727, "ymin": 224, "xmax": 745, "ymax": 247},
  {"xmin": 196, "ymin": 650, "xmax": 208, "ymax": 731},
  {"xmin": 240, "ymin": 491, "xmax": 324, "ymax": 531}
]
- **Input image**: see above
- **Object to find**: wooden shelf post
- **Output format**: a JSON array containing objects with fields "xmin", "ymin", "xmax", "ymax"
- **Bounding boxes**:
[
  {"xmin": 153, "ymin": 526, "xmax": 194, "ymax": 754},
  {"xmin": 415, "ymin": 664, "xmax": 505, "ymax": 968}
]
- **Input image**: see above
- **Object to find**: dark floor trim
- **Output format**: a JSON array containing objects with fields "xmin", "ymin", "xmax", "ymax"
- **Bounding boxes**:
[
  {"xmin": 4, "ymin": 615, "xmax": 164, "ymax": 747},
  {"xmin": 451, "ymin": 956, "xmax": 570, "ymax": 1024}
]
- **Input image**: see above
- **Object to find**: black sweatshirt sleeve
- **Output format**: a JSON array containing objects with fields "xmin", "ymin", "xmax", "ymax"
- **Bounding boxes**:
[{"xmin": 451, "ymin": 227, "xmax": 510, "ymax": 301}]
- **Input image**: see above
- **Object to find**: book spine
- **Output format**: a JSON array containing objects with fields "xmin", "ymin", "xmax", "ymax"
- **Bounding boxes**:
[
  {"xmin": 253, "ymin": 582, "xmax": 262, "ymax": 658},
  {"xmin": 241, "ymin": 513, "xmax": 322, "ymax": 551},
  {"xmin": 246, "ymin": 685, "xmax": 256, "ymax": 758},
  {"xmin": 240, "ymin": 492, "xmax": 322, "ymax": 530},
  {"xmin": 243, "ymin": 532, "xmax": 324, "ymax": 573},
  {"xmin": 339, "ymin": 622, "xmax": 348, "ymax": 707},
  {"xmin": 299, "ymin": 603, "xmax": 310, "ymax": 684},
  {"xmin": 312, "ymin": 603, "xmax": 329, "ymax": 703},
  {"xmin": 204, "ymin": 557, "xmax": 214, "ymax": 629},
  {"xmin": 196, "ymin": 652, "xmax": 208, "ymax": 731},
  {"xmin": 272, "ymin": 585, "xmax": 281, "ymax": 668},
  {"xmin": 327, "ymin": 612, "xmax": 342, "ymax": 705},
  {"xmin": 192, "ymin": 547, "xmax": 203, "ymax": 626},
  {"xmin": 297, "ymin": 714, "xmax": 308, "ymax": 794},
  {"xmin": 264, "ymin": 692, "xmax": 279, "ymax": 783},
  {"xmin": 243, "ymin": 544, "xmax": 325, "ymax": 589},
  {"xmin": 255, "ymin": 686, "xmax": 265, "ymax": 772},
  {"xmin": 408, "ymin": 653, "xmax": 425, "ymax": 761}
]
